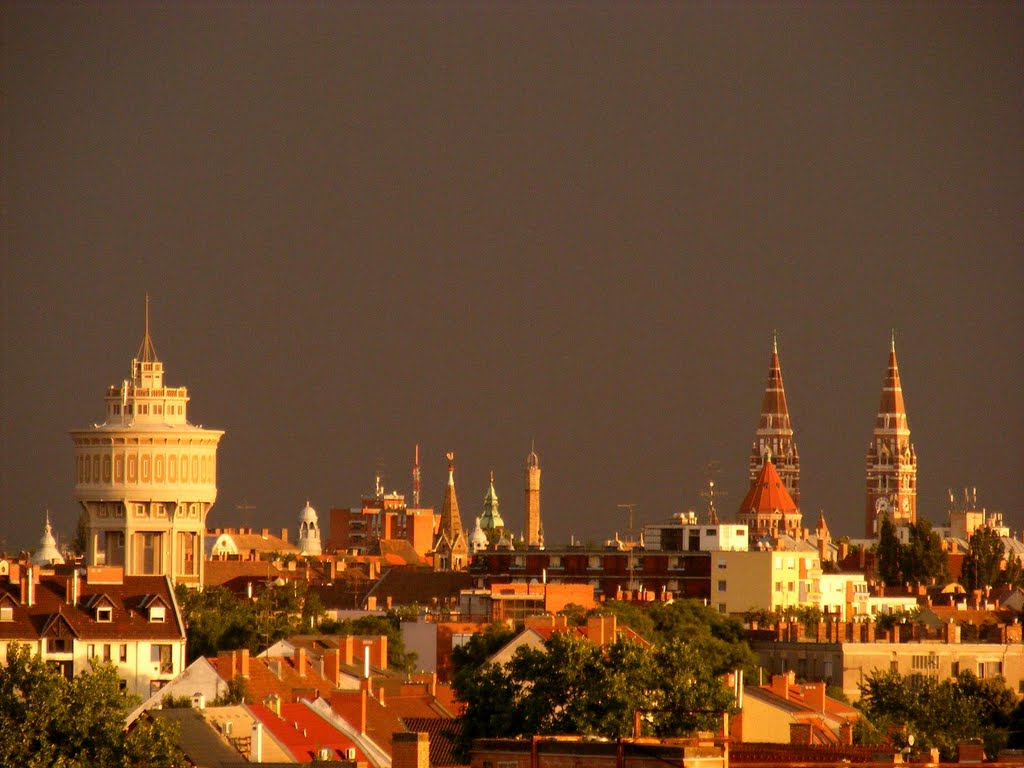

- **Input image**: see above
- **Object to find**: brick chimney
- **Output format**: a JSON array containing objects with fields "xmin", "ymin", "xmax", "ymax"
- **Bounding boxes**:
[
  {"xmin": 840, "ymin": 720, "xmax": 854, "ymax": 745},
  {"xmin": 586, "ymin": 615, "xmax": 616, "ymax": 645},
  {"xmin": 393, "ymin": 732, "xmax": 430, "ymax": 768},
  {"xmin": 281, "ymin": 528, "xmax": 289, "ymax": 543},
  {"xmin": 296, "ymin": 648, "xmax": 307, "ymax": 677},
  {"xmin": 324, "ymin": 649, "xmax": 341, "ymax": 687},
  {"xmin": 770, "ymin": 672, "xmax": 793, "ymax": 700},
  {"xmin": 789, "ymin": 723, "xmax": 813, "ymax": 745},
  {"xmin": 237, "ymin": 649, "xmax": 250, "ymax": 678},
  {"xmin": 803, "ymin": 682, "xmax": 826, "ymax": 713},
  {"xmin": 265, "ymin": 693, "xmax": 281, "ymax": 717}
]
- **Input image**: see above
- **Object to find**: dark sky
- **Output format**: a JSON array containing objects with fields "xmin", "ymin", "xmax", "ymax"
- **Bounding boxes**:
[{"xmin": 2, "ymin": 3, "xmax": 1022, "ymax": 552}]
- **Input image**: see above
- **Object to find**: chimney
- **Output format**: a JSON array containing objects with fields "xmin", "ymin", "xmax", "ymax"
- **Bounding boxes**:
[
  {"xmin": 366, "ymin": 595, "xmax": 377, "ymax": 611},
  {"xmin": 838, "ymin": 542, "xmax": 849, "ymax": 561},
  {"xmin": 324, "ymin": 649, "xmax": 341, "ymax": 687},
  {"xmin": 343, "ymin": 635, "xmax": 355, "ymax": 666},
  {"xmin": 237, "ymin": 649, "xmax": 250, "ymax": 678},
  {"xmin": 261, "ymin": 528, "xmax": 269, "ymax": 537},
  {"xmin": 265, "ymin": 693, "xmax": 281, "ymax": 717},
  {"xmin": 296, "ymin": 647, "xmax": 307, "ymax": 677},
  {"xmin": 363, "ymin": 643, "xmax": 371, "ymax": 679},
  {"xmin": 392, "ymin": 732, "xmax": 430, "ymax": 768},
  {"xmin": 377, "ymin": 685, "xmax": 385, "ymax": 706},
  {"xmin": 840, "ymin": 720, "xmax": 854, "ymax": 745},
  {"xmin": 803, "ymin": 682, "xmax": 826, "ymax": 713},
  {"xmin": 280, "ymin": 528, "xmax": 288, "ymax": 543},
  {"xmin": 789, "ymin": 723, "xmax": 813, "ymax": 745},
  {"xmin": 586, "ymin": 615, "xmax": 616, "ymax": 645},
  {"xmin": 251, "ymin": 721, "xmax": 263, "ymax": 762},
  {"xmin": 219, "ymin": 650, "xmax": 237, "ymax": 680},
  {"xmin": 359, "ymin": 688, "xmax": 368, "ymax": 734},
  {"xmin": 770, "ymin": 673, "xmax": 793, "ymax": 701}
]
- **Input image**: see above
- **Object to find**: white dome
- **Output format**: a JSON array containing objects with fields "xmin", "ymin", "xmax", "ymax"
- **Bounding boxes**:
[
  {"xmin": 31, "ymin": 513, "xmax": 65, "ymax": 566},
  {"xmin": 299, "ymin": 500, "xmax": 318, "ymax": 524}
]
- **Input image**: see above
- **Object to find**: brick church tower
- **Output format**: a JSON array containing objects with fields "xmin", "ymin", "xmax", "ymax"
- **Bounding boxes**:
[
  {"xmin": 865, "ymin": 335, "xmax": 917, "ymax": 536},
  {"xmin": 748, "ymin": 335, "xmax": 800, "ymax": 506}
]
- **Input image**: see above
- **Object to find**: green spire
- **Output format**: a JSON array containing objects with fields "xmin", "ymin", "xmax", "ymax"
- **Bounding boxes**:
[{"xmin": 480, "ymin": 470, "xmax": 506, "ymax": 535}]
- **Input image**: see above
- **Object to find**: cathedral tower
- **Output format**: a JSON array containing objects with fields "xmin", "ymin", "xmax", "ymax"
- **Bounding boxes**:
[
  {"xmin": 749, "ymin": 334, "xmax": 800, "ymax": 506},
  {"xmin": 865, "ymin": 335, "xmax": 917, "ymax": 537},
  {"xmin": 433, "ymin": 452, "xmax": 468, "ymax": 571},
  {"xmin": 524, "ymin": 444, "xmax": 541, "ymax": 548},
  {"xmin": 70, "ymin": 298, "xmax": 223, "ymax": 586}
]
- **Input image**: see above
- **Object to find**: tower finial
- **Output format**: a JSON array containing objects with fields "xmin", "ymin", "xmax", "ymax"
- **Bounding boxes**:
[
  {"xmin": 772, "ymin": 328, "xmax": 778, "ymax": 355},
  {"xmin": 136, "ymin": 294, "xmax": 159, "ymax": 364},
  {"xmin": 890, "ymin": 328, "xmax": 896, "ymax": 353}
]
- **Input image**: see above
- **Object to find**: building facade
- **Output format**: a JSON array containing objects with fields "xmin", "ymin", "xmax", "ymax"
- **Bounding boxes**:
[
  {"xmin": 70, "ymin": 301, "xmax": 223, "ymax": 586},
  {"xmin": 0, "ymin": 561, "xmax": 186, "ymax": 698}
]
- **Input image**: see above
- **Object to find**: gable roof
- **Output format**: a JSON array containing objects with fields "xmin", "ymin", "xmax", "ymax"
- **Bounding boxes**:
[
  {"xmin": 149, "ymin": 708, "xmax": 241, "ymax": 766},
  {"xmin": 0, "ymin": 573, "xmax": 184, "ymax": 642},
  {"xmin": 364, "ymin": 566, "xmax": 475, "ymax": 608}
]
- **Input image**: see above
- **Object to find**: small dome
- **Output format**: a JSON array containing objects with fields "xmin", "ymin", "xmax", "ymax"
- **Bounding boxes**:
[
  {"xmin": 31, "ymin": 513, "xmax": 65, "ymax": 566},
  {"xmin": 471, "ymin": 517, "xmax": 488, "ymax": 549},
  {"xmin": 299, "ymin": 500, "xmax": 318, "ymax": 524}
]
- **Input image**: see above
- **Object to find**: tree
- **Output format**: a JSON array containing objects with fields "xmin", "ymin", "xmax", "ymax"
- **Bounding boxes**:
[
  {"xmin": 0, "ymin": 643, "xmax": 185, "ymax": 768},
  {"xmin": 453, "ymin": 630, "xmax": 734, "ymax": 761},
  {"xmin": 901, "ymin": 520, "xmax": 949, "ymax": 585},
  {"xmin": 875, "ymin": 518, "xmax": 948, "ymax": 588},
  {"xmin": 876, "ymin": 515, "xmax": 902, "ymax": 586},
  {"xmin": 175, "ymin": 584, "xmax": 258, "ymax": 662},
  {"xmin": 856, "ymin": 668, "xmax": 1016, "ymax": 760},
  {"xmin": 962, "ymin": 527, "xmax": 1007, "ymax": 593}
]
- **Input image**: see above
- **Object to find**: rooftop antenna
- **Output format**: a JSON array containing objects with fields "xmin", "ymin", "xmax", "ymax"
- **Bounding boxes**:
[
  {"xmin": 700, "ymin": 461, "xmax": 727, "ymax": 525},
  {"xmin": 617, "ymin": 503, "xmax": 636, "ymax": 544},
  {"xmin": 412, "ymin": 444, "xmax": 421, "ymax": 507},
  {"xmin": 235, "ymin": 500, "xmax": 256, "ymax": 529}
]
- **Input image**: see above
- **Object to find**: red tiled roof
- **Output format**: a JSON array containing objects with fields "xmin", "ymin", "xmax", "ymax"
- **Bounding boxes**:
[
  {"xmin": 401, "ymin": 717, "xmax": 464, "ymax": 767},
  {"xmin": 737, "ymin": 460, "xmax": 797, "ymax": 515},
  {"xmin": 203, "ymin": 559, "xmax": 288, "ymax": 588},
  {"xmin": 0, "ymin": 573, "xmax": 183, "ymax": 642},
  {"xmin": 250, "ymin": 701, "xmax": 368, "ymax": 764}
]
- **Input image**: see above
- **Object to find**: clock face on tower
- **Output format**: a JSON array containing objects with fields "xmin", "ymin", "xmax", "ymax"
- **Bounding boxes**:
[
  {"xmin": 902, "ymin": 498, "xmax": 910, "ymax": 512},
  {"xmin": 875, "ymin": 497, "xmax": 891, "ymax": 515}
]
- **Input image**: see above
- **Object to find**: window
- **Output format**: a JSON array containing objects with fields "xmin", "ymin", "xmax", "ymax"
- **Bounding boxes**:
[
  {"xmin": 119, "ymin": 680, "xmax": 127, "ymax": 691},
  {"xmin": 47, "ymin": 638, "xmax": 70, "ymax": 654},
  {"xmin": 103, "ymin": 644, "xmax": 112, "ymax": 663},
  {"xmin": 588, "ymin": 556, "xmax": 602, "ymax": 570},
  {"xmin": 718, "ymin": 603, "xmax": 727, "ymax": 613},
  {"xmin": 548, "ymin": 555, "xmax": 563, "ymax": 569},
  {"xmin": 96, "ymin": 607, "xmax": 112, "ymax": 622},
  {"xmin": 788, "ymin": 582, "xmax": 795, "ymax": 592},
  {"xmin": 717, "ymin": 580, "xmax": 727, "ymax": 593},
  {"xmin": 978, "ymin": 661, "xmax": 1003, "ymax": 679},
  {"xmin": 119, "ymin": 644, "xmax": 128, "ymax": 663},
  {"xmin": 151, "ymin": 644, "xmax": 173, "ymax": 674},
  {"xmin": 912, "ymin": 654, "xmax": 939, "ymax": 671},
  {"xmin": 705, "ymin": 529, "xmax": 717, "ymax": 536},
  {"xmin": 0, "ymin": 606, "xmax": 12, "ymax": 622},
  {"xmin": 717, "ymin": 557, "xmax": 726, "ymax": 570},
  {"xmin": 87, "ymin": 644, "xmax": 96, "ymax": 659},
  {"xmin": 149, "ymin": 605, "xmax": 166, "ymax": 622},
  {"xmin": 775, "ymin": 581, "xmax": 783, "ymax": 593}
]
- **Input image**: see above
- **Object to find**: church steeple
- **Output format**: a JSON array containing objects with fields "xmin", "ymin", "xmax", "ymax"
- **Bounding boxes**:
[
  {"xmin": 479, "ymin": 470, "xmax": 505, "ymax": 539},
  {"xmin": 749, "ymin": 333, "xmax": 800, "ymax": 506},
  {"xmin": 865, "ymin": 334, "xmax": 917, "ymax": 536},
  {"xmin": 433, "ymin": 452, "xmax": 468, "ymax": 570}
]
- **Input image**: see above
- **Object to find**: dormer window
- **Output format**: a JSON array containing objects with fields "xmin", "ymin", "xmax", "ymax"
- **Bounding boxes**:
[
  {"xmin": 96, "ymin": 607, "xmax": 112, "ymax": 622},
  {"xmin": 0, "ymin": 606, "xmax": 13, "ymax": 622},
  {"xmin": 149, "ymin": 605, "xmax": 166, "ymax": 622}
]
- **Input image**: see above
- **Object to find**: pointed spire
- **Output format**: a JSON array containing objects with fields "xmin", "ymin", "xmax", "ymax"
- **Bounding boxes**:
[
  {"xmin": 876, "ymin": 333, "xmax": 908, "ymax": 425},
  {"xmin": 439, "ymin": 452, "xmax": 463, "ymax": 538},
  {"xmin": 136, "ymin": 294, "xmax": 159, "ymax": 363},
  {"xmin": 480, "ymin": 469, "xmax": 505, "ymax": 532},
  {"xmin": 759, "ymin": 336, "xmax": 791, "ymax": 433}
]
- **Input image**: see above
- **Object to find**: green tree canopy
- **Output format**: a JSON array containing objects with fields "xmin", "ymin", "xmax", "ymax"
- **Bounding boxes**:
[
  {"xmin": 875, "ymin": 517, "xmax": 949, "ymax": 587},
  {"xmin": 857, "ymin": 669, "xmax": 1016, "ymax": 760},
  {"xmin": 0, "ymin": 643, "xmax": 185, "ymax": 768},
  {"xmin": 961, "ymin": 527, "xmax": 1012, "ymax": 593},
  {"xmin": 453, "ymin": 630, "xmax": 734, "ymax": 761}
]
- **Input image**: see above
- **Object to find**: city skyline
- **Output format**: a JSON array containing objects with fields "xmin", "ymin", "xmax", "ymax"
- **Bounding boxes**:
[{"xmin": 3, "ymin": 3, "xmax": 1021, "ymax": 549}]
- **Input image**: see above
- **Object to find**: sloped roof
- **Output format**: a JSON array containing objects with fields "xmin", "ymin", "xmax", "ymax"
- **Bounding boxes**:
[
  {"xmin": 0, "ymin": 573, "xmax": 184, "ymax": 642},
  {"xmin": 364, "ymin": 567, "xmax": 475, "ymax": 607},
  {"xmin": 401, "ymin": 717, "xmax": 464, "ymax": 767},
  {"xmin": 149, "ymin": 708, "xmax": 240, "ymax": 767},
  {"xmin": 738, "ymin": 460, "xmax": 798, "ymax": 515},
  {"xmin": 250, "ymin": 701, "xmax": 369, "ymax": 764}
]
